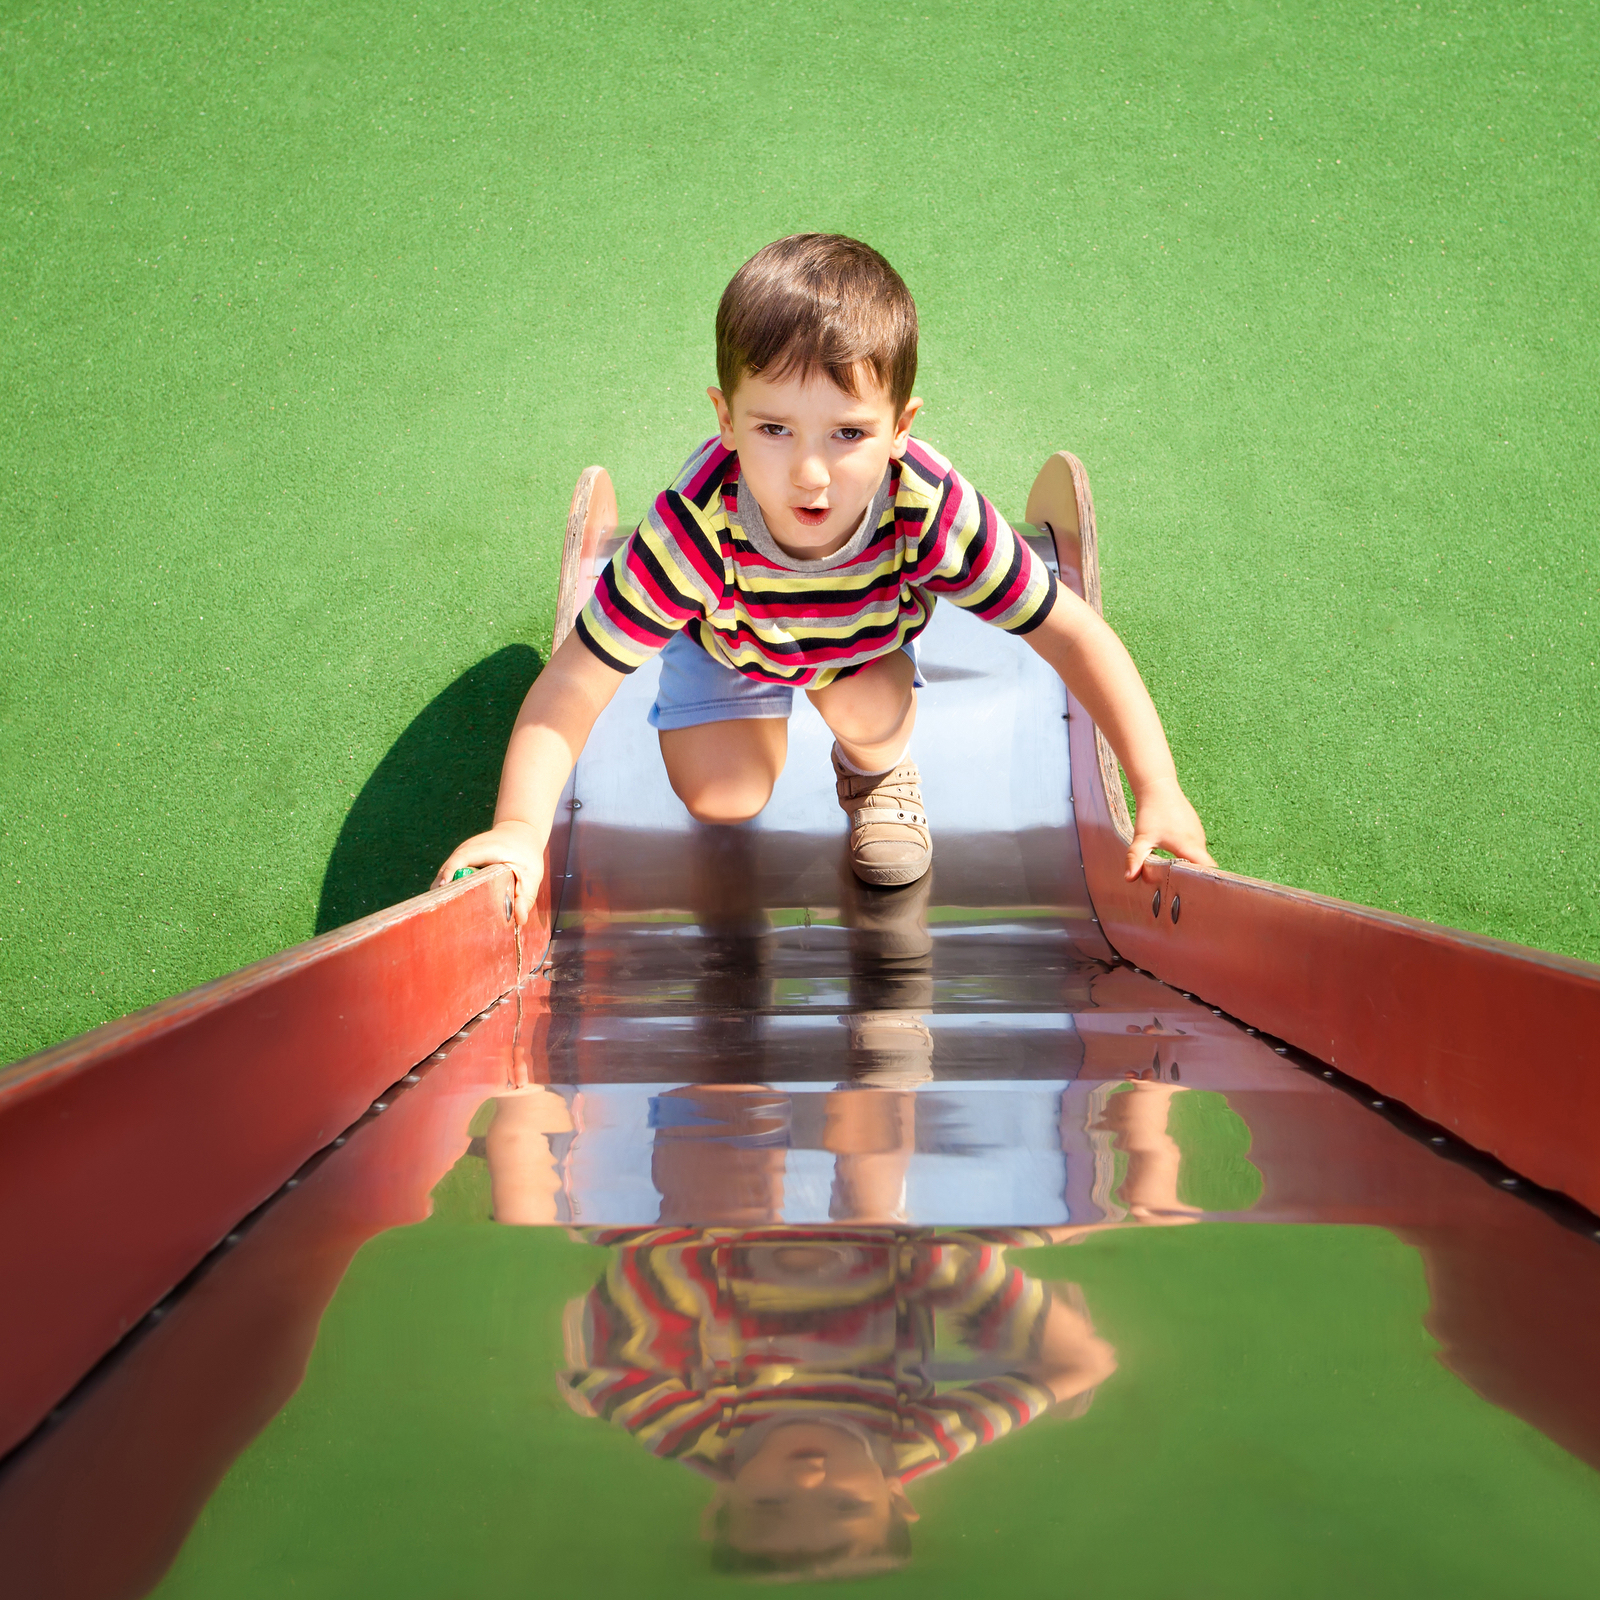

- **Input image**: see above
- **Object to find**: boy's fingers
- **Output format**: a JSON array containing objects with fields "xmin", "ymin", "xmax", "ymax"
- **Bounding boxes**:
[
  {"xmin": 1125, "ymin": 836, "xmax": 1217, "ymax": 883},
  {"xmin": 433, "ymin": 845, "xmax": 486, "ymax": 888},
  {"xmin": 507, "ymin": 861, "xmax": 545, "ymax": 928},
  {"xmin": 434, "ymin": 837, "xmax": 535, "ymax": 891},
  {"xmin": 1124, "ymin": 837, "xmax": 1155, "ymax": 882}
]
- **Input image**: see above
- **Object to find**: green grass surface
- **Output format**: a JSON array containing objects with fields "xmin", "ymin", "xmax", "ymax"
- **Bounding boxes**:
[
  {"xmin": 151, "ymin": 1203, "xmax": 1600, "ymax": 1598},
  {"xmin": 4, "ymin": 1, "xmax": 1597, "ymax": 1063}
]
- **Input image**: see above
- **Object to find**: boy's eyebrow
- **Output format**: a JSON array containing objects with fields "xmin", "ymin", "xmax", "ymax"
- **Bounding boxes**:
[{"xmin": 745, "ymin": 409, "xmax": 884, "ymax": 429}]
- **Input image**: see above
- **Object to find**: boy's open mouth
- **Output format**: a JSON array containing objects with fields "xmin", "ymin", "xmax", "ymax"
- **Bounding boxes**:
[{"xmin": 791, "ymin": 505, "xmax": 830, "ymax": 527}]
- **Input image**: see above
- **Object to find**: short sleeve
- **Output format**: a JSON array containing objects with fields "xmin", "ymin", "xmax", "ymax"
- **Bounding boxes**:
[
  {"xmin": 904, "ymin": 450, "xmax": 1057, "ymax": 634},
  {"xmin": 914, "ymin": 1236, "xmax": 1052, "ymax": 1365},
  {"xmin": 574, "ymin": 440, "xmax": 731, "ymax": 673},
  {"xmin": 895, "ymin": 1374, "xmax": 1060, "ymax": 1482}
]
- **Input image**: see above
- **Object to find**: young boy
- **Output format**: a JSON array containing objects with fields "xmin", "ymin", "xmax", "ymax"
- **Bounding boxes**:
[{"xmin": 436, "ymin": 234, "xmax": 1213, "ymax": 912}]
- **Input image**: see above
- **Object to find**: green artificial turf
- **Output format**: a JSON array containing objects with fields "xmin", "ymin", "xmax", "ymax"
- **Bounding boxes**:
[{"xmin": 3, "ymin": 1, "xmax": 1597, "ymax": 1063}]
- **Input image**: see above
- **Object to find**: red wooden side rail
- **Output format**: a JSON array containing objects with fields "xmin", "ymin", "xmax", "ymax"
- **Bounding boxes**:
[
  {"xmin": 1028, "ymin": 449, "xmax": 1600, "ymax": 1217},
  {"xmin": 0, "ymin": 866, "xmax": 539, "ymax": 1459}
]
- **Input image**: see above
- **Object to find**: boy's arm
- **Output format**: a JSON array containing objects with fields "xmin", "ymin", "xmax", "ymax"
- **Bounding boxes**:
[
  {"xmin": 1024, "ymin": 588, "xmax": 1216, "ymax": 882},
  {"xmin": 1027, "ymin": 1288, "xmax": 1119, "ymax": 1406},
  {"xmin": 433, "ymin": 631, "xmax": 626, "ymax": 924}
]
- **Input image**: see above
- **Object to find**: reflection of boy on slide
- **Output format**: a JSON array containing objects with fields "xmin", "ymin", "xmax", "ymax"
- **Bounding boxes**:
[{"xmin": 483, "ymin": 1080, "xmax": 1194, "ymax": 1580}]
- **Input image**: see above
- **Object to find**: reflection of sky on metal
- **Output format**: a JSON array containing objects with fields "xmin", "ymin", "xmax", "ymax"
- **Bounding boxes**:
[{"xmin": 547, "ymin": 1081, "xmax": 1078, "ymax": 1227}]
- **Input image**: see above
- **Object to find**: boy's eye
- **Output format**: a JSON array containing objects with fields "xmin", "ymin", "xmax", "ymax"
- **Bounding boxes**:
[
  {"xmin": 833, "ymin": 1496, "xmax": 871, "ymax": 1518},
  {"xmin": 835, "ymin": 428, "xmax": 866, "ymax": 442},
  {"xmin": 757, "ymin": 424, "xmax": 790, "ymax": 438}
]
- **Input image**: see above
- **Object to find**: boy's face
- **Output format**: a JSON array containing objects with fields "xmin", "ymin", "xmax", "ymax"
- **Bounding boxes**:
[
  {"xmin": 712, "ymin": 1419, "xmax": 917, "ymax": 1561},
  {"xmin": 708, "ymin": 367, "xmax": 921, "ymax": 561}
]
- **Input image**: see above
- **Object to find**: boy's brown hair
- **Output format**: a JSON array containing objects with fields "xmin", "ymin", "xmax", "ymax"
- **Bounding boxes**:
[{"xmin": 716, "ymin": 235, "xmax": 919, "ymax": 413}]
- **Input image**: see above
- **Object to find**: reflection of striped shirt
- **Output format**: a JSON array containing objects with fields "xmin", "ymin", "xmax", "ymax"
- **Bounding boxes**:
[
  {"xmin": 574, "ymin": 438, "xmax": 1058, "ymax": 687},
  {"xmin": 559, "ymin": 1227, "xmax": 1063, "ymax": 1483}
]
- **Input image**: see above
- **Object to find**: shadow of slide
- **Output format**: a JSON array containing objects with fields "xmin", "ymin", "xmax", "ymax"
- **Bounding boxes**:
[{"xmin": 316, "ymin": 645, "xmax": 543, "ymax": 934}]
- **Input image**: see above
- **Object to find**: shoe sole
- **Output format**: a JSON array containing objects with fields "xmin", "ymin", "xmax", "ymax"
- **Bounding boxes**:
[{"xmin": 851, "ymin": 855, "xmax": 932, "ymax": 887}]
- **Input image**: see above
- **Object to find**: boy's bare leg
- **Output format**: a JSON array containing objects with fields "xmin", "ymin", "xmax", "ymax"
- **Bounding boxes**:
[
  {"xmin": 810, "ymin": 651, "xmax": 928, "ymax": 886},
  {"xmin": 659, "ymin": 716, "xmax": 788, "ymax": 824},
  {"xmin": 1101, "ymin": 1082, "xmax": 1202, "ymax": 1221},
  {"xmin": 652, "ymin": 1085, "xmax": 788, "ymax": 1225},
  {"xmin": 485, "ymin": 1087, "xmax": 575, "ymax": 1226},
  {"xmin": 824, "ymin": 1089, "xmax": 916, "ymax": 1221},
  {"xmin": 806, "ymin": 649, "xmax": 917, "ymax": 773}
]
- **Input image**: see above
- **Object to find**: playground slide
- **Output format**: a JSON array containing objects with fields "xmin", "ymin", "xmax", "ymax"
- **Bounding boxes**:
[{"xmin": 2, "ymin": 454, "xmax": 1599, "ymax": 1595}]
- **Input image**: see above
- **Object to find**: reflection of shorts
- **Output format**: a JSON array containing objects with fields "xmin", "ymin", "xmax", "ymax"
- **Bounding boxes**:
[{"xmin": 647, "ymin": 631, "xmax": 925, "ymax": 732}]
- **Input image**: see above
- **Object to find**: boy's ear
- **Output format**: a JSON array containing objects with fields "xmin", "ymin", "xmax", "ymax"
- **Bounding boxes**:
[
  {"xmin": 700, "ymin": 1487, "xmax": 729, "ymax": 1542},
  {"xmin": 889, "ymin": 396, "xmax": 923, "ymax": 459},
  {"xmin": 886, "ymin": 1478, "xmax": 921, "ymax": 1523},
  {"xmin": 707, "ymin": 386, "xmax": 738, "ymax": 449}
]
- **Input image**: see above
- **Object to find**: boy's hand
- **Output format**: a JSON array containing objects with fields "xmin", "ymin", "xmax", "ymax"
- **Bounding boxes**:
[
  {"xmin": 1125, "ymin": 782, "xmax": 1216, "ymax": 883},
  {"xmin": 434, "ymin": 820, "xmax": 547, "ymax": 927},
  {"xmin": 427, "ymin": 631, "xmax": 626, "ymax": 930}
]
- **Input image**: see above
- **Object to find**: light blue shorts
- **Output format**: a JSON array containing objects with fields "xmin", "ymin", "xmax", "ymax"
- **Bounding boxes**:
[{"xmin": 647, "ymin": 631, "xmax": 925, "ymax": 732}]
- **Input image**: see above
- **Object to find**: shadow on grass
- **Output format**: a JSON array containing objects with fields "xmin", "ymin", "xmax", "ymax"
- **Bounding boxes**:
[{"xmin": 315, "ymin": 645, "xmax": 542, "ymax": 934}]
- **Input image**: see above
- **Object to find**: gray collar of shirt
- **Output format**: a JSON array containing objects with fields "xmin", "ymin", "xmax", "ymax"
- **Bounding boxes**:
[{"xmin": 734, "ymin": 466, "xmax": 893, "ymax": 573}]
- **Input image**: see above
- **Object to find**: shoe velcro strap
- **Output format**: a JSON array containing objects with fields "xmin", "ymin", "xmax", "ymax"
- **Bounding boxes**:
[
  {"xmin": 838, "ymin": 779, "xmax": 923, "ymax": 804},
  {"xmin": 851, "ymin": 800, "xmax": 928, "ymax": 828}
]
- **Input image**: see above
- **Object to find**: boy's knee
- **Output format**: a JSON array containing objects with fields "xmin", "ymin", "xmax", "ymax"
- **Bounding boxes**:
[
  {"xmin": 673, "ymin": 775, "xmax": 772, "ymax": 826},
  {"xmin": 821, "ymin": 687, "xmax": 913, "ymax": 749},
  {"xmin": 684, "ymin": 797, "xmax": 766, "ymax": 826}
]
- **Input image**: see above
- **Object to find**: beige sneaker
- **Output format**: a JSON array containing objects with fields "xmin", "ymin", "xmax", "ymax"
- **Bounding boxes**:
[
  {"xmin": 832, "ymin": 745, "xmax": 932, "ymax": 887},
  {"xmin": 846, "ymin": 1011, "xmax": 935, "ymax": 1086}
]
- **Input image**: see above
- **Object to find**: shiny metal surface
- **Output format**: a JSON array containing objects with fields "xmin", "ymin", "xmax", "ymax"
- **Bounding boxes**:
[{"xmin": 523, "ymin": 535, "xmax": 1307, "ymax": 1227}]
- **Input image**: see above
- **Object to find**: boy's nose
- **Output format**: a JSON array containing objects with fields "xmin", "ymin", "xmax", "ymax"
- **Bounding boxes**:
[
  {"xmin": 787, "ymin": 1455, "xmax": 828, "ymax": 1489},
  {"xmin": 793, "ymin": 452, "xmax": 830, "ymax": 491}
]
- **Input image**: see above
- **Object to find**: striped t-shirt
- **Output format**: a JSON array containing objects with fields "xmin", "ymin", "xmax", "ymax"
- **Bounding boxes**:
[
  {"xmin": 574, "ymin": 437, "xmax": 1058, "ymax": 687},
  {"xmin": 558, "ymin": 1226, "xmax": 1069, "ymax": 1484}
]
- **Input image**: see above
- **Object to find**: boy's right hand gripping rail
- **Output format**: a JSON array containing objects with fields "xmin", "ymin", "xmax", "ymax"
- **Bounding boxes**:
[{"xmin": 1028, "ymin": 450, "xmax": 1600, "ymax": 1217}]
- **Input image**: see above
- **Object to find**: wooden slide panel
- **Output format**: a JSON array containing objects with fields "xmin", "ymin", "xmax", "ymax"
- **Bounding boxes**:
[
  {"xmin": 0, "ymin": 865, "xmax": 539, "ymax": 1461},
  {"xmin": 1029, "ymin": 449, "xmax": 1600, "ymax": 1216},
  {"xmin": 552, "ymin": 466, "xmax": 618, "ymax": 652}
]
